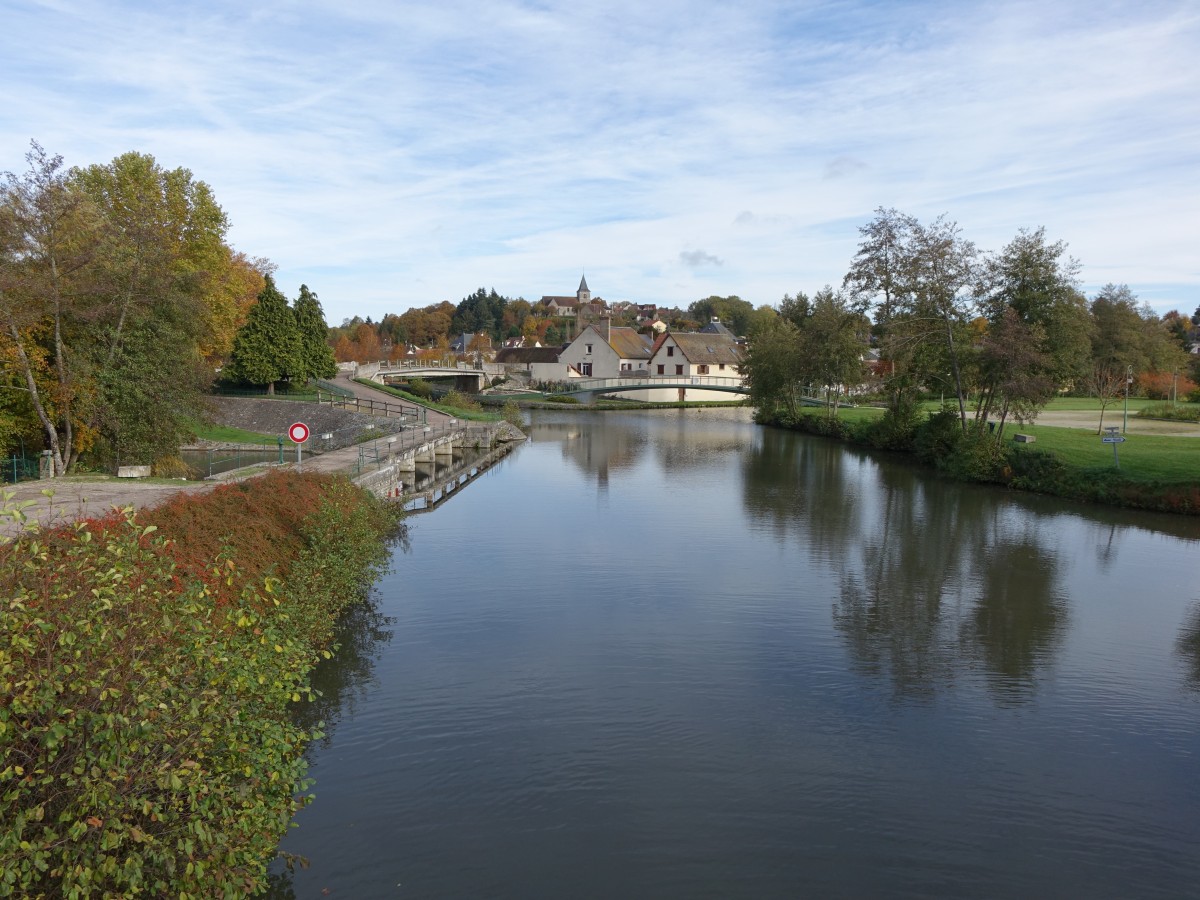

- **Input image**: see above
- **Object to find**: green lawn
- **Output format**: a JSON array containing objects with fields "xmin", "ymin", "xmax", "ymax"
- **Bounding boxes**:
[
  {"xmin": 819, "ymin": 403, "xmax": 1199, "ymax": 483},
  {"xmin": 1001, "ymin": 423, "xmax": 1200, "ymax": 482},
  {"xmin": 361, "ymin": 381, "xmax": 500, "ymax": 422}
]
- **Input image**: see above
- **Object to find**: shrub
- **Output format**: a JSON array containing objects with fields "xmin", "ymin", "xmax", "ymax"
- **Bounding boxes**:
[
  {"xmin": 501, "ymin": 400, "xmax": 525, "ymax": 430},
  {"xmin": 912, "ymin": 408, "xmax": 963, "ymax": 466},
  {"xmin": 860, "ymin": 403, "xmax": 920, "ymax": 451},
  {"xmin": 406, "ymin": 378, "xmax": 433, "ymax": 400},
  {"xmin": 544, "ymin": 395, "xmax": 581, "ymax": 405},
  {"xmin": 0, "ymin": 474, "xmax": 399, "ymax": 897},
  {"xmin": 151, "ymin": 454, "xmax": 192, "ymax": 479},
  {"xmin": 441, "ymin": 390, "xmax": 482, "ymax": 412}
]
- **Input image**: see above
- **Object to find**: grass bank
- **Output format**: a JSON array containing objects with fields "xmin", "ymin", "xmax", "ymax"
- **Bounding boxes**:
[
  {"xmin": 762, "ymin": 406, "xmax": 1200, "ymax": 515},
  {"xmin": 354, "ymin": 379, "xmax": 500, "ymax": 421},
  {"xmin": 0, "ymin": 471, "xmax": 401, "ymax": 897}
]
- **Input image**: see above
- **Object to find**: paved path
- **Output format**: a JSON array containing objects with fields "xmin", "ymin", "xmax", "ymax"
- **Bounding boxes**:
[
  {"xmin": 1, "ymin": 377, "xmax": 466, "ymax": 537},
  {"xmin": 1034, "ymin": 409, "xmax": 1200, "ymax": 436}
]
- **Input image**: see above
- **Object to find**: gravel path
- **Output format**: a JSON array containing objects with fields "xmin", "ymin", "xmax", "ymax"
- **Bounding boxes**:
[{"xmin": 1031, "ymin": 409, "xmax": 1200, "ymax": 436}]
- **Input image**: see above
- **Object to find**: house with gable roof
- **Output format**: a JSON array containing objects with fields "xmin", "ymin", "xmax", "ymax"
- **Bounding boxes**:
[
  {"xmin": 648, "ymin": 332, "xmax": 743, "ymax": 380},
  {"xmin": 560, "ymin": 321, "xmax": 653, "ymax": 378}
]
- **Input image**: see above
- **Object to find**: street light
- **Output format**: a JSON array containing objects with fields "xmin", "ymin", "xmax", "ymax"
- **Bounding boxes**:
[{"xmin": 1122, "ymin": 365, "xmax": 1132, "ymax": 434}]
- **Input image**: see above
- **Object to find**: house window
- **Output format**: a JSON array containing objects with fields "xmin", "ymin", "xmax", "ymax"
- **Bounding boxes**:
[
  {"xmin": 697, "ymin": 365, "xmax": 709, "ymax": 374},
  {"xmin": 667, "ymin": 346, "xmax": 675, "ymax": 357},
  {"xmin": 621, "ymin": 362, "xmax": 631, "ymax": 371},
  {"xmin": 586, "ymin": 344, "xmax": 593, "ymax": 354},
  {"xmin": 675, "ymin": 364, "xmax": 684, "ymax": 375},
  {"xmin": 719, "ymin": 364, "xmax": 726, "ymax": 371},
  {"xmin": 580, "ymin": 363, "xmax": 592, "ymax": 376},
  {"xmin": 657, "ymin": 364, "xmax": 665, "ymax": 375}
]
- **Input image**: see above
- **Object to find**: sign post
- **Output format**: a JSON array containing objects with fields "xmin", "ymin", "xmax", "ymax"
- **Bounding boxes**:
[
  {"xmin": 1101, "ymin": 425, "xmax": 1125, "ymax": 468},
  {"xmin": 288, "ymin": 422, "xmax": 310, "ymax": 467}
]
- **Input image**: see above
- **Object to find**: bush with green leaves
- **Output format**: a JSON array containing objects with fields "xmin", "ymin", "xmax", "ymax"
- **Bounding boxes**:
[
  {"xmin": 441, "ymin": 390, "xmax": 482, "ymax": 412},
  {"xmin": 501, "ymin": 400, "xmax": 525, "ymax": 431},
  {"xmin": 405, "ymin": 378, "xmax": 433, "ymax": 400},
  {"xmin": 0, "ymin": 473, "xmax": 399, "ymax": 898}
]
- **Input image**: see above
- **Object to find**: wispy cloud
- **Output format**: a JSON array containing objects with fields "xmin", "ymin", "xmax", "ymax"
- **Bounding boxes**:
[{"xmin": 2, "ymin": 0, "xmax": 1197, "ymax": 321}]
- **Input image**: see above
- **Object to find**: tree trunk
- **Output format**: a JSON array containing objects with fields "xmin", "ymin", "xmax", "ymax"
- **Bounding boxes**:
[{"xmin": 4, "ymin": 311, "xmax": 64, "ymax": 476}]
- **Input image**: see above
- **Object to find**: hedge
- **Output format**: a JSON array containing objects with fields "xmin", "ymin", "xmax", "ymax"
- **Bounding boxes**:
[{"xmin": 0, "ymin": 471, "xmax": 400, "ymax": 897}]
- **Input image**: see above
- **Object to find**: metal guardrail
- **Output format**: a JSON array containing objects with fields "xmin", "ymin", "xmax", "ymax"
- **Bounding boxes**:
[
  {"xmin": 350, "ymin": 423, "xmax": 496, "ymax": 477},
  {"xmin": 317, "ymin": 391, "xmax": 428, "ymax": 424}
]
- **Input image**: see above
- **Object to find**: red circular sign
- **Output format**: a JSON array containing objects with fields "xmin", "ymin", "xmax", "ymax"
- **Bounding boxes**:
[{"xmin": 288, "ymin": 422, "xmax": 310, "ymax": 443}]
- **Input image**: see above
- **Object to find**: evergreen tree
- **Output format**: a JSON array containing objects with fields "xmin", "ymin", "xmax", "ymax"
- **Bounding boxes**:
[
  {"xmin": 293, "ymin": 284, "xmax": 338, "ymax": 383},
  {"xmin": 225, "ymin": 275, "xmax": 300, "ymax": 394}
]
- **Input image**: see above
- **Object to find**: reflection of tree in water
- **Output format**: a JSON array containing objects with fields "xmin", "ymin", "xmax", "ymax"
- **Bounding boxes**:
[
  {"xmin": 1176, "ymin": 603, "xmax": 1200, "ymax": 691},
  {"xmin": 743, "ymin": 428, "xmax": 1070, "ymax": 703},
  {"xmin": 964, "ymin": 541, "xmax": 1066, "ymax": 705},
  {"xmin": 291, "ymin": 597, "xmax": 397, "ymax": 748},
  {"xmin": 741, "ymin": 429, "xmax": 862, "ymax": 560},
  {"xmin": 266, "ymin": 530, "xmax": 404, "ymax": 897},
  {"xmin": 834, "ymin": 482, "xmax": 963, "ymax": 701}
]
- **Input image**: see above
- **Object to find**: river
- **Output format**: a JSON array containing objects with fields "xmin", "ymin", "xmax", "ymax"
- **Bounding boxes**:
[{"xmin": 270, "ymin": 408, "xmax": 1200, "ymax": 899}]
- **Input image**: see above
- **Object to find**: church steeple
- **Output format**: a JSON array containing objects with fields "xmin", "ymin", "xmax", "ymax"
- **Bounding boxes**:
[{"xmin": 577, "ymin": 273, "xmax": 591, "ymax": 304}]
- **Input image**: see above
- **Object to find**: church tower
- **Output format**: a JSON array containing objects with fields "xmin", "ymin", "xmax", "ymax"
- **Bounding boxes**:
[{"xmin": 577, "ymin": 274, "xmax": 591, "ymax": 304}]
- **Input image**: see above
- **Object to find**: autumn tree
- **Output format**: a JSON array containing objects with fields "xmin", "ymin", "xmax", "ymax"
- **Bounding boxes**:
[{"xmin": 0, "ymin": 142, "xmax": 102, "ymax": 475}]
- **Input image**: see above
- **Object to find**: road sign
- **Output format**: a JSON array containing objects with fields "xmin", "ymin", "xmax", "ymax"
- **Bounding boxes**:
[
  {"xmin": 288, "ymin": 422, "xmax": 310, "ymax": 444},
  {"xmin": 1101, "ymin": 436, "xmax": 1126, "ymax": 444}
]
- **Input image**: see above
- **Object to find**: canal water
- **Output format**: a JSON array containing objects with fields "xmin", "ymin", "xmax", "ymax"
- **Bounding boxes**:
[{"xmin": 271, "ymin": 409, "xmax": 1200, "ymax": 899}]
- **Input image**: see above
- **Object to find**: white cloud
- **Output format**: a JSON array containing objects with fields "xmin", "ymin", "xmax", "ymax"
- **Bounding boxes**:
[{"xmin": 2, "ymin": 0, "xmax": 1197, "ymax": 320}]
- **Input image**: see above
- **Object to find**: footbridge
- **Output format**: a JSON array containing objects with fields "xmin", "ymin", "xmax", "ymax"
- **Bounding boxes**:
[{"xmin": 555, "ymin": 375, "xmax": 749, "ymax": 399}]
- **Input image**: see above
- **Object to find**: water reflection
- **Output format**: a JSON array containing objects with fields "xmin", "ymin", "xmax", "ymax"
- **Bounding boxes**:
[
  {"xmin": 1177, "ymin": 603, "xmax": 1200, "ymax": 691},
  {"xmin": 742, "ymin": 429, "xmax": 1068, "ymax": 702},
  {"xmin": 266, "ymin": 544, "xmax": 402, "ymax": 896},
  {"xmin": 530, "ymin": 417, "xmax": 644, "ymax": 493}
]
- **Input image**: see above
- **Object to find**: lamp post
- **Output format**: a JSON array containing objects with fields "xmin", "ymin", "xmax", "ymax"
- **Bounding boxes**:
[{"xmin": 1122, "ymin": 365, "xmax": 1132, "ymax": 434}]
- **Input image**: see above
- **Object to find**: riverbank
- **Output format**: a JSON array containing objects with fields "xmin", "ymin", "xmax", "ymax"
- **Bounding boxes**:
[
  {"xmin": 0, "ymin": 470, "xmax": 400, "ymax": 897},
  {"xmin": 759, "ymin": 407, "xmax": 1200, "ymax": 515}
]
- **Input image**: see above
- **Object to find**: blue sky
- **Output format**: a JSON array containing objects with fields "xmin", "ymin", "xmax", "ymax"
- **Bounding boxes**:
[{"xmin": 3, "ymin": 0, "xmax": 1197, "ymax": 325}]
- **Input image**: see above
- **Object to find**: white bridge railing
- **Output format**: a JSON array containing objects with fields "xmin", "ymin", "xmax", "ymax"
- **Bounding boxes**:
[{"xmin": 564, "ymin": 375, "xmax": 747, "ymax": 393}]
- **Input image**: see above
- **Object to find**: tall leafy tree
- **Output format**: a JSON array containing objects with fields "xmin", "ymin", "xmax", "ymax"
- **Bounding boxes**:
[
  {"xmin": 806, "ymin": 287, "xmax": 869, "ymax": 416},
  {"xmin": 292, "ymin": 284, "xmax": 337, "ymax": 383},
  {"xmin": 71, "ymin": 151, "xmax": 232, "ymax": 464},
  {"xmin": 225, "ymin": 276, "xmax": 300, "ymax": 394},
  {"xmin": 974, "ymin": 228, "xmax": 1092, "ymax": 432},
  {"xmin": 741, "ymin": 317, "xmax": 806, "ymax": 419},
  {"xmin": 0, "ymin": 141, "xmax": 102, "ymax": 475}
]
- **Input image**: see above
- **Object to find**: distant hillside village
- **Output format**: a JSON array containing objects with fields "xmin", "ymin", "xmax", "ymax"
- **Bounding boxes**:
[{"xmin": 327, "ymin": 276, "xmax": 756, "ymax": 395}]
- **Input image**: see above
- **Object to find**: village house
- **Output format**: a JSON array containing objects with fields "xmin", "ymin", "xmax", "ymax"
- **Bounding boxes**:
[
  {"xmin": 560, "ymin": 321, "xmax": 653, "ymax": 377},
  {"xmin": 648, "ymin": 331, "xmax": 742, "ymax": 379}
]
